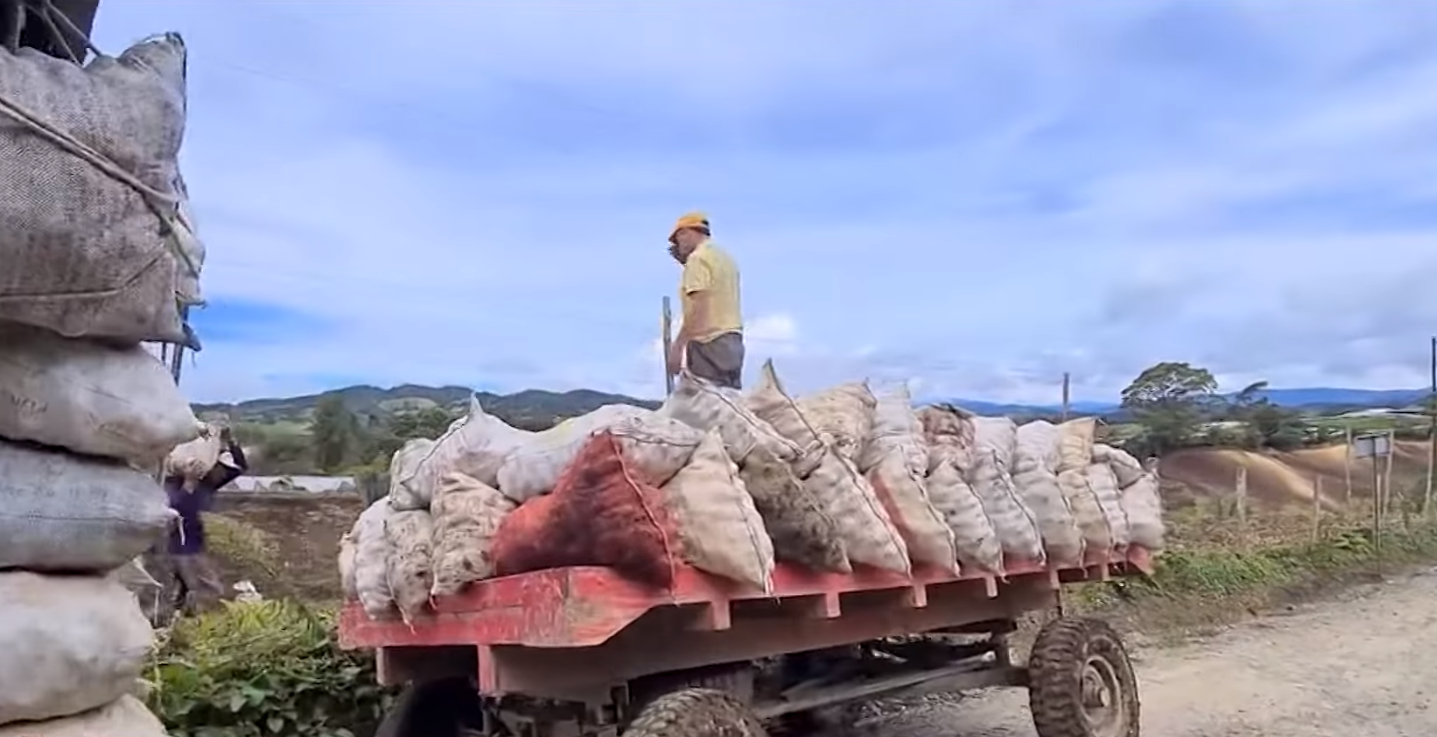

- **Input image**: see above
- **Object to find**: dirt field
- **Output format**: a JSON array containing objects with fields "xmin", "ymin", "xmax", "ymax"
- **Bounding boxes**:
[
  {"xmin": 1161, "ymin": 441, "xmax": 1431, "ymax": 508},
  {"xmin": 210, "ymin": 491, "xmax": 362, "ymax": 601},
  {"xmin": 864, "ymin": 566, "xmax": 1437, "ymax": 737}
]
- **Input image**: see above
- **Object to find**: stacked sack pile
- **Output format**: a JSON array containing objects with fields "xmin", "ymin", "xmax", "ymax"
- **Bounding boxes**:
[
  {"xmin": 342, "ymin": 362, "xmax": 1165, "ymax": 619},
  {"xmin": 0, "ymin": 34, "xmax": 205, "ymax": 737}
]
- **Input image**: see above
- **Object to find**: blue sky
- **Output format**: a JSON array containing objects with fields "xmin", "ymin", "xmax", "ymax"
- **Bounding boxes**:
[{"xmin": 93, "ymin": 1, "xmax": 1437, "ymax": 404}]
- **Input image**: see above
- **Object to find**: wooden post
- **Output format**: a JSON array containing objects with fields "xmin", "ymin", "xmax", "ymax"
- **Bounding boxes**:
[
  {"xmin": 1060, "ymin": 372, "xmax": 1070, "ymax": 422},
  {"xmin": 1235, "ymin": 465, "xmax": 1248, "ymax": 524},
  {"xmin": 1312, "ymin": 476, "xmax": 1323, "ymax": 543},
  {"xmin": 1383, "ymin": 430, "xmax": 1399, "ymax": 526},
  {"xmin": 1344, "ymin": 425, "xmax": 1354, "ymax": 505},
  {"xmin": 1371, "ymin": 448, "xmax": 1383, "ymax": 574},
  {"xmin": 661, "ymin": 296, "xmax": 675, "ymax": 395}
]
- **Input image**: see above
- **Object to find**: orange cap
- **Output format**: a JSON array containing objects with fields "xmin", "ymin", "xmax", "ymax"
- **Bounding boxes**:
[{"xmin": 668, "ymin": 211, "xmax": 710, "ymax": 243}]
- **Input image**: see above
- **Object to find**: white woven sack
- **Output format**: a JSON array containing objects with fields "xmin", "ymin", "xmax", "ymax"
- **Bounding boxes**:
[
  {"xmin": 0, "ymin": 323, "xmax": 198, "ymax": 462},
  {"xmin": 1058, "ymin": 465, "xmax": 1133, "ymax": 555},
  {"xmin": 917, "ymin": 405, "xmax": 976, "ymax": 472},
  {"xmin": 971, "ymin": 416, "xmax": 1019, "ymax": 469},
  {"xmin": 744, "ymin": 359, "xmax": 824, "ymax": 473},
  {"xmin": 0, "ymin": 573, "xmax": 153, "ymax": 726},
  {"xmin": 387, "ymin": 438, "xmax": 437, "ymax": 510},
  {"xmin": 393, "ymin": 395, "xmax": 533, "ymax": 510},
  {"xmin": 431, "ymin": 472, "xmax": 516, "ymax": 597},
  {"xmin": 661, "ymin": 370, "xmax": 801, "ymax": 466},
  {"xmin": 385, "ymin": 509, "xmax": 435, "ymax": 623},
  {"xmin": 1092, "ymin": 443, "xmax": 1145, "ymax": 488},
  {"xmin": 1056, "ymin": 417, "xmax": 1098, "ymax": 473},
  {"xmin": 1013, "ymin": 421, "xmax": 1085, "ymax": 566},
  {"xmin": 353, "ymin": 499, "xmax": 396, "ymax": 619},
  {"xmin": 1121, "ymin": 472, "xmax": 1165, "ymax": 550},
  {"xmin": 795, "ymin": 381, "xmax": 876, "ymax": 463},
  {"xmin": 965, "ymin": 448, "xmax": 1044, "ymax": 564},
  {"xmin": 0, "ymin": 440, "xmax": 175, "ymax": 572},
  {"xmin": 662, "ymin": 431, "xmax": 775, "ymax": 591},
  {"xmin": 0, "ymin": 696, "xmax": 166, "ymax": 737},
  {"xmin": 859, "ymin": 384, "xmax": 928, "ymax": 476},
  {"xmin": 495, "ymin": 406, "xmax": 698, "ymax": 502},
  {"xmin": 803, "ymin": 447, "xmax": 910, "ymax": 573},
  {"xmin": 0, "ymin": 35, "xmax": 205, "ymax": 345},
  {"xmin": 164, "ymin": 421, "xmax": 223, "ymax": 491},
  {"xmin": 867, "ymin": 450, "xmax": 957, "ymax": 572},
  {"xmin": 1014, "ymin": 421, "xmax": 1061, "ymax": 473},
  {"xmin": 925, "ymin": 461, "xmax": 1003, "ymax": 574},
  {"xmin": 737, "ymin": 446, "xmax": 850, "ymax": 573},
  {"xmin": 1087, "ymin": 463, "xmax": 1132, "ymax": 551}
]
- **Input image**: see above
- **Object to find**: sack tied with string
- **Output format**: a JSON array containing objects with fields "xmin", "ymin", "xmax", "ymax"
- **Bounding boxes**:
[{"xmin": 0, "ymin": 33, "xmax": 204, "ymax": 344}]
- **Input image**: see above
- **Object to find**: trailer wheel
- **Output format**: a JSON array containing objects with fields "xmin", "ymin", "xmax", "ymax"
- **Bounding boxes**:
[
  {"xmin": 1028, "ymin": 617, "xmax": 1139, "ymax": 737},
  {"xmin": 374, "ymin": 677, "xmax": 485, "ymax": 737},
  {"xmin": 624, "ymin": 688, "xmax": 766, "ymax": 737}
]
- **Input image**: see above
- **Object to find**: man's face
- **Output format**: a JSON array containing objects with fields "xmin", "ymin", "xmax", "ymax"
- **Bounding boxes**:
[{"xmin": 669, "ymin": 228, "xmax": 705, "ymax": 264}]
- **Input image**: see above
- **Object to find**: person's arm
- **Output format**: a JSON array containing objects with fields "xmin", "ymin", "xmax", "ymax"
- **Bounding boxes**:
[{"xmin": 208, "ymin": 432, "xmax": 248, "ymax": 490}]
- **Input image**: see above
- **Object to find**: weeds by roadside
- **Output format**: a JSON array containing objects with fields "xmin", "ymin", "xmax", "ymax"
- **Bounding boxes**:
[{"xmin": 1069, "ymin": 501, "xmax": 1437, "ymax": 637}]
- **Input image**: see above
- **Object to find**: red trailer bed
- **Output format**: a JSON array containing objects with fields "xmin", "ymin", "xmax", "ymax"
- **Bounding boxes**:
[{"xmin": 341, "ymin": 547, "xmax": 1152, "ymax": 701}]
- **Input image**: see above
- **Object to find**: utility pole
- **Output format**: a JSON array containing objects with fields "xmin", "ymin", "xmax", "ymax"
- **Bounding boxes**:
[
  {"xmin": 1060, "ymin": 372, "xmax": 1071, "ymax": 422},
  {"xmin": 1426, "ymin": 336, "xmax": 1435, "ymax": 518}
]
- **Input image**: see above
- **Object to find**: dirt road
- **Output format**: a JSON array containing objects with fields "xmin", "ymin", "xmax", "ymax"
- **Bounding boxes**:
[{"xmin": 867, "ymin": 568, "xmax": 1437, "ymax": 737}]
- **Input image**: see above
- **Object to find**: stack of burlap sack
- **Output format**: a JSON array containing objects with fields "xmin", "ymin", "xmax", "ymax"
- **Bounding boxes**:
[
  {"xmin": 0, "ymin": 33, "xmax": 204, "ymax": 737},
  {"xmin": 343, "ymin": 360, "xmax": 1166, "ymax": 619}
]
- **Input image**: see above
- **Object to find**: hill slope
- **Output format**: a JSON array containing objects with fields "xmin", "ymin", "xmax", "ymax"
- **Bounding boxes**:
[
  {"xmin": 198, "ymin": 383, "xmax": 1430, "ymax": 428},
  {"xmin": 194, "ymin": 384, "xmax": 659, "ymax": 428}
]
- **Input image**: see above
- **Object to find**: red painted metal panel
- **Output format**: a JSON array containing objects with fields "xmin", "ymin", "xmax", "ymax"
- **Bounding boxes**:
[{"xmin": 339, "ymin": 547, "xmax": 1154, "ymax": 651}]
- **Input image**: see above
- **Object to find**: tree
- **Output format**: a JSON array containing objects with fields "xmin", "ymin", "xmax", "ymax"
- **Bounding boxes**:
[
  {"xmin": 311, "ymin": 395, "xmax": 355, "ymax": 473},
  {"xmin": 1225, "ymin": 380, "xmax": 1306, "ymax": 450},
  {"xmin": 1120, "ymin": 362, "xmax": 1219, "ymax": 455}
]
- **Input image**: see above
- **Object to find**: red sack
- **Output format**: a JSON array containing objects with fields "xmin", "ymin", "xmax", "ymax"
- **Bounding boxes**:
[{"xmin": 491, "ymin": 431, "xmax": 679, "ymax": 588}]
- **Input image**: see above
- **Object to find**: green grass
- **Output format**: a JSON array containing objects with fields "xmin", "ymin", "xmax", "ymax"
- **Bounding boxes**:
[{"xmin": 1069, "ymin": 506, "xmax": 1437, "ymax": 633}]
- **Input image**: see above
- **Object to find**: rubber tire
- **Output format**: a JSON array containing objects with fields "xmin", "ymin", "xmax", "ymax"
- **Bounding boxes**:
[
  {"xmin": 374, "ymin": 677, "xmax": 485, "ymax": 737},
  {"xmin": 1028, "ymin": 617, "xmax": 1140, "ymax": 737},
  {"xmin": 624, "ymin": 688, "xmax": 767, "ymax": 737}
]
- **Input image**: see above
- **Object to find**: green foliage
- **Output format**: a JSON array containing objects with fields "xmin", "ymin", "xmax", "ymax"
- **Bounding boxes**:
[
  {"xmin": 1120, "ymin": 361, "xmax": 1219, "ymax": 455},
  {"xmin": 148, "ymin": 600, "xmax": 394, "ymax": 737},
  {"xmin": 311, "ymin": 396, "xmax": 355, "ymax": 473}
]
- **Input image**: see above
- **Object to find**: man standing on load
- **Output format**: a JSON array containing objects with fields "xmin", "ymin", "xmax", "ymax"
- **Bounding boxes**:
[{"xmin": 667, "ymin": 211, "xmax": 745, "ymax": 389}]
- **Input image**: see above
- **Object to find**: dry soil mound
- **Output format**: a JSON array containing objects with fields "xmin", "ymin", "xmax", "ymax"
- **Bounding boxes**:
[{"xmin": 1160, "ymin": 441, "xmax": 1430, "ymax": 509}]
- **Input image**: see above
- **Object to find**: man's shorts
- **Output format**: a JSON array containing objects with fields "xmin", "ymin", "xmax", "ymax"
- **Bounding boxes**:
[{"xmin": 686, "ymin": 332, "xmax": 745, "ymax": 389}]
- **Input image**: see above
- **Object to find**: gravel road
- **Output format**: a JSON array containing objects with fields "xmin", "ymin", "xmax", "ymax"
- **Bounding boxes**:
[{"xmin": 863, "ymin": 568, "xmax": 1437, "ymax": 737}]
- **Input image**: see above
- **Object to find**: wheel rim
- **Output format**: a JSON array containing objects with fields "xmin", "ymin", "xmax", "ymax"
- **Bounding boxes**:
[{"xmin": 1079, "ymin": 654, "xmax": 1126, "ymax": 737}]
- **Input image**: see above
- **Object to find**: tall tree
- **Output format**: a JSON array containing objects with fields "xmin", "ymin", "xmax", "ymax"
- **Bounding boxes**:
[
  {"xmin": 1120, "ymin": 361, "xmax": 1219, "ymax": 454},
  {"xmin": 311, "ymin": 395, "xmax": 355, "ymax": 473}
]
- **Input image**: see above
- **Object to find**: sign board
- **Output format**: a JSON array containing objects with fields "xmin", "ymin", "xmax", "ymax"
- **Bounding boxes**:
[{"xmin": 1352, "ymin": 432, "xmax": 1392, "ymax": 459}]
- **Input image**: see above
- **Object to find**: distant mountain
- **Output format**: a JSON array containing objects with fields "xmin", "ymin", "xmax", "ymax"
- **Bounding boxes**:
[
  {"xmin": 936, "ymin": 388, "xmax": 1430, "ymax": 417},
  {"xmin": 197, "ymin": 383, "xmax": 1432, "ymax": 431},
  {"xmin": 1245, "ymin": 387, "xmax": 1427, "ymax": 409},
  {"xmin": 193, "ymin": 384, "xmax": 660, "ymax": 429}
]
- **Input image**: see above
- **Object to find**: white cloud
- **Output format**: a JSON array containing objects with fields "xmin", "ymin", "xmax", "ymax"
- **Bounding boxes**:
[{"xmin": 78, "ymin": 1, "xmax": 1437, "ymax": 405}]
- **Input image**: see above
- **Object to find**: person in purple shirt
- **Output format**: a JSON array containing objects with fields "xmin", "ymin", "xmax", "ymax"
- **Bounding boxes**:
[{"xmin": 165, "ymin": 426, "xmax": 247, "ymax": 614}]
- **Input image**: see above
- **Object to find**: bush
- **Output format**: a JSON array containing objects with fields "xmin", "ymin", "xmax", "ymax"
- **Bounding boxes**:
[{"xmin": 147, "ymin": 600, "xmax": 394, "ymax": 737}]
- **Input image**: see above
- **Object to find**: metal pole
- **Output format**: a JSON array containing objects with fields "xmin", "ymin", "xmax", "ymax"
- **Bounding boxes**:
[
  {"xmin": 1427, "ymin": 336, "xmax": 1436, "ymax": 518},
  {"xmin": 661, "ymin": 296, "xmax": 675, "ymax": 395}
]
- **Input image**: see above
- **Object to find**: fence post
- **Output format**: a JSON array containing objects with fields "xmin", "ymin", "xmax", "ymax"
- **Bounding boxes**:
[
  {"xmin": 1345, "ymin": 425, "xmax": 1354, "ymax": 505},
  {"xmin": 1312, "ymin": 476, "xmax": 1323, "ymax": 543}
]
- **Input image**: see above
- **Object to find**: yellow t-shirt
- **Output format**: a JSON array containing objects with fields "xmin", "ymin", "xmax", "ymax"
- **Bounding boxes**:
[{"xmin": 679, "ymin": 240, "xmax": 743, "ymax": 344}]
